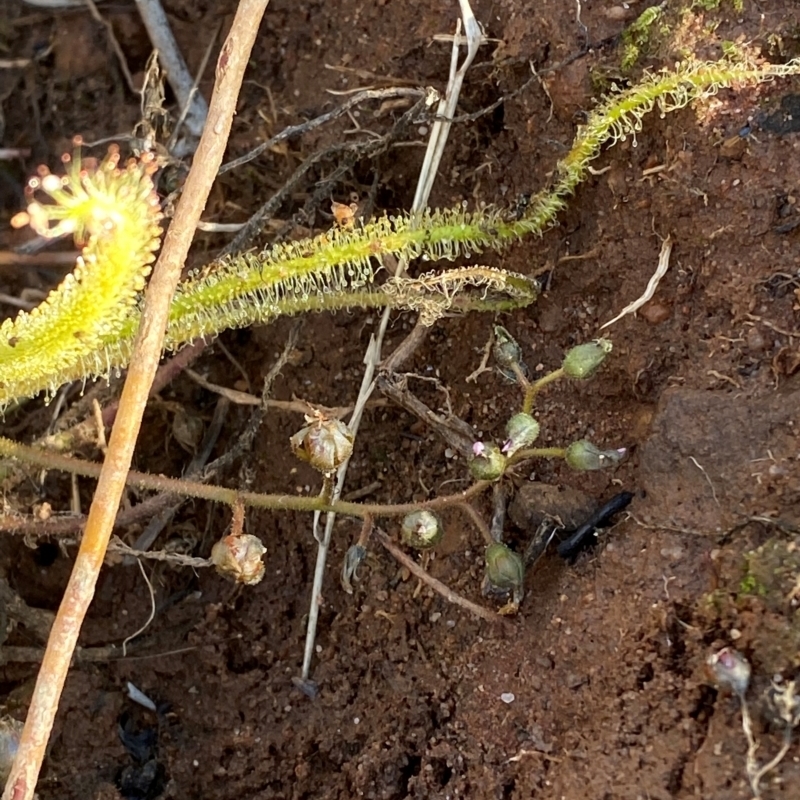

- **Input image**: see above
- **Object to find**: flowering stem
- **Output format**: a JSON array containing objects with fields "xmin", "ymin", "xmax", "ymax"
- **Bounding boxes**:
[
  {"xmin": 373, "ymin": 528, "xmax": 511, "ymax": 628},
  {"xmin": 456, "ymin": 502, "xmax": 494, "ymax": 546},
  {"xmin": 522, "ymin": 367, "xmax": 565, "ymax": 414},
  {"xmin": 509, "ymin": 446, "xmax": 567, "ymax": 465},
  {"xmin": 0, "ymin": 435, "xmax": 490, "ymax": 521}
]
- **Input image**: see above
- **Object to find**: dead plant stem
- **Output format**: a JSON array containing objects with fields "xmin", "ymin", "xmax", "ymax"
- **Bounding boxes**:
[
  {"xmin": 374, "ymin": 528, "xmax": 510, "ymax": 628},
  {"xmin": 1, "ymin": 3, "xmax": 270, "ymax": 798},
  {"xmin": 299, "ymin": 0, "xmax": 483, "ymax": 685}
]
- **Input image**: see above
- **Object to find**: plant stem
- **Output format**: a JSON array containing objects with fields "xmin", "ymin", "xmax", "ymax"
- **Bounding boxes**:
[
  {"xmin": 508, "ymin": 446, "xmax": 567, "ymax": 466},
  {"xmin": 522, "ymin": 367, "xmax": 565, "ymax": 414},
  {"xmin": 0, "ymin": 435, "xmax": 490, "ymax": 520},
  {"xmin": 373, "ymin": 528, "xmax": 510, "ymax": 628},
  {"xmin": 134, "ymin": 0, "xmax": 209, "ymax": 152},
  {"xmin": 457, "ymin": 502, "xmax": 494, "ymax": 545},
  {"xmin": 1, "ymin": 4, "xmax": 270, "ymax": 799}
]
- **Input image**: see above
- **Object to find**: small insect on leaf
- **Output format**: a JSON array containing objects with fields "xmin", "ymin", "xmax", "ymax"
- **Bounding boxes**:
[{"xmin": 331, "ymin": 201, "xmax": 359, "ymax": 229}]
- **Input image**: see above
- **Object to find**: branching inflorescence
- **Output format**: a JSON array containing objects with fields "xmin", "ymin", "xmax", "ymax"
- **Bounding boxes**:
[{"xmin": 1, "ymin": 58, "xmax": 798, "ymax": 409}]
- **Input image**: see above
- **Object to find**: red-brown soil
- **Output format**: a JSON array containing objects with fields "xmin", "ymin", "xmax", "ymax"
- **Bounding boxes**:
[{"xmin": 1, "ymin": 1, "xmax": 799, "ymax": 798}]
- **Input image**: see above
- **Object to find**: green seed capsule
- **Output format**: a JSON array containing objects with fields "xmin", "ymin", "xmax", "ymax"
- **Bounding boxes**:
[
  {"xmin": 401, "ymin": 510, "xmax": 443, "ymax": 550},
  {"xmin": 485, "ymin": 542, "xmax": 525, "ymax": 592},
  {"xmin": 565, "ymin": 439, "xmax": 626, "ymax": 471},
  {"xmin": 469, "ymin": 442, "xmax": 507, "ymax": 481},
  {"xmin": 502, "ymin": 412, "xmax": 540, "ymax": 455},
  {"xmin": 562, "ymin": 339, "xmax": 612, "ymax": 379}
]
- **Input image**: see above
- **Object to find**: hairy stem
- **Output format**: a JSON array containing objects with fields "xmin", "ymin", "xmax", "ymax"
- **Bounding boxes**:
[
  {"xmin": 0, "ymin": 435, "xmax": 490, "ymax": 519},
  {"xmin": 4, "ymin": 59, "xmax": 795, "ymax": 409}
]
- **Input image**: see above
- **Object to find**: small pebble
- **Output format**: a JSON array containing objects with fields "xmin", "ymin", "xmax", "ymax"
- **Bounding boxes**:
[
  {"xmin": 640, "ymin": 300, "xmax": 671, "ymax": 325},
  {"xmin": 605, "ymin": 5, "xmax": 630, "ymax": 20},
  {"xmin": 500, "ymin": 692, "xmax": 515, "ymax": 704}
]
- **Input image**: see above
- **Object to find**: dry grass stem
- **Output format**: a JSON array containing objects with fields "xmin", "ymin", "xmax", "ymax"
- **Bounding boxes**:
[
  {"xmin": 1, "ymin": 3, "xmax": 271, "ymax": 798},
  {"xmin": 299, "ymin": 0, "xmax": 484, "ymax": 683},
  {"xmin": 374, "ymin": 529, "xmax": 510, "ymax": 629},
  {"xmin": 600, "ymin": 235, "xmax": 673, "ymax": 330}
]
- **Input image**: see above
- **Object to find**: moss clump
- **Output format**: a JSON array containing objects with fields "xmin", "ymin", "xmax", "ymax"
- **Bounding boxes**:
[
  {"xmin": 741, "ymin": 538, "xmax": 800, "ymax": 612},
  {"xmin": 691, "ymin": 0, "xmax": 743, "ymax": 12},
  {"xmin": 739, "ymin": 572, "xmax": 767, "ymax": 597},
  {"xmin": 621, "ymin": 5, "xmax": 666, "ymax": 70},
  {"xmin": 619, "ymin": 0, "xmax": 748, "ymax": 71}
]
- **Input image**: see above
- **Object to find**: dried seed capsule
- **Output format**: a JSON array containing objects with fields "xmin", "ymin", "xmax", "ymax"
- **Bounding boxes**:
[
  {"xmin": 401, "ymin": 510, "xmax": 443, "ymax": 550},
  {"xmin": 706, "ymin": 647, "xmax": 751, "ymax": 696},
  {"xmin": 469, "ymin": 441, "xmax": 507, "ymax": 481},
  {"xmin": 290, "ymin": 415, "xmax": 354, "ymax": 475},
  {"xmin": 485, "ymin": 542, "xmax": 525, "ymax": 593},
  {"xmin": 210, "ymin": 533, "xmax": 266, "ymax": 586},
  {"xmin": 565, "ymin": 440, "xmax": 626, "ymax": 471},
  {"xmin": 502, "ymin": 412, "xmax": 540, "ymax": 455},
  {"xmin": 493, "ymin": 325, "xmax": 529, "ymax": 383},
  {"xmin": 562, "ymin": 339, "xmax": 612, "ymax": 379}
]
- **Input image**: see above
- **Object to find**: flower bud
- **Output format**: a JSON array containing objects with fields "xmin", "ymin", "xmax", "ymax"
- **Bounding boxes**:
[
  {"xmin": 565, "ymin": 440, "xmax": 626, "ymax": 471},
  {"xmin": 502, "ymin": 412, "xmax": 540, "ymax": 455},
  {"xmin": 290, "ymin": 415, "xmax": 354, "ymax": 474},
  {"xmin": 485, "ymin": 542, "xmax": 525, "ymax": 593},
  {"xmin": 210, "ymin": 533, "xmax": 266, "ymax": 585},
  {"xmin": 706, "ymin": 647, "xmax": 751, "ymax": 696},
  {"xmin": 562, "ymin": 339, "xmax": 612, "ymax": 379},
  {"xmin": 401, "ymin": 510, "xmax": 443, "ymax": 550},
  {"xmin": 493, "ymin": 325, "xmax": 528, "ymax": 382},
  {"xmin": 469, "ymin": 441, "xmax": 507, "ymax": 481}
]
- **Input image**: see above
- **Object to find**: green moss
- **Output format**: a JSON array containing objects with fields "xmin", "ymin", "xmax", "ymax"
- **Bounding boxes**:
[
  {"xmin": 692, "ymin": 0, "xmax": 744, "ymax": 11},
  {"xmin": 621, "ymin": 5, "xmax": 666, "ymax": 70},
  {"xmin": 738, "ymin": 572, "xmax": 766, "ymax": 597},
  {"xmin": 696, "ymin": 588, "xmax": 740, "ymax": 618},
  {"xmin": 619, "ymin": 0, "xmax": 749, "ymax": 71},
  {"xmin": 740, "ymin": 539, "xmax": 800, "ymax": 611}
]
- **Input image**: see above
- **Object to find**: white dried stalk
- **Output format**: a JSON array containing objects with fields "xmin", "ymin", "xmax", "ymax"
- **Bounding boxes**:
[
  {"xmin": 600, "ymin": 235, "xmax": 672, "ymax": 330},
  {"xmin": 134, "ymin": 0, "xmax": 209, "ymax": 156},
  {"xmin": 299, "ymin": 0, "xmax": 484, "ymax": 684}
]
